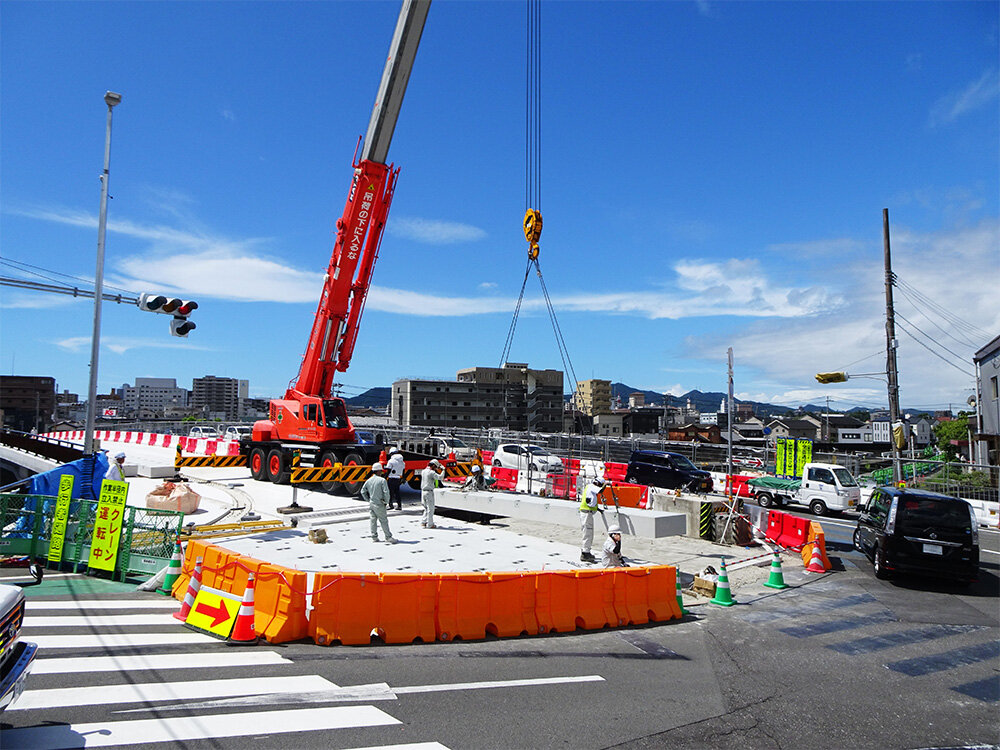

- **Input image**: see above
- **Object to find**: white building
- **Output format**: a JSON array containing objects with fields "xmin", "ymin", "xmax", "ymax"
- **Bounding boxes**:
[{"xmin": 121, "ymin": 377, "xmax": 188, "ymax": 418}]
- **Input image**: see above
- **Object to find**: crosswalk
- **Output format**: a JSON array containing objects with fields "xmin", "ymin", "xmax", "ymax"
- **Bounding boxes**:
[
  {"xmin": 737, "ymin": 589, "xmax": 1000, "ymax": 703},
  {"xmin": 1, "ymin": 590, "xmax": 451, "ymax": 750}
]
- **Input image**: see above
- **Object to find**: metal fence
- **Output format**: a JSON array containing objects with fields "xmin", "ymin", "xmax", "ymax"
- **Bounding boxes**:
[{"xmin": 0, "ymin": 493, "xmax": 184, "ymax": 581}]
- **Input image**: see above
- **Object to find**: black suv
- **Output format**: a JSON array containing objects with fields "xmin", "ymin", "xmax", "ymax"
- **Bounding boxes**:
[
  {"xmin": 625, "ymin": 450, "xmax": 713, "ymax": 493},
  {"xmin": 854, "ymin": 486, "xmax": 979, "ymax": 585}
]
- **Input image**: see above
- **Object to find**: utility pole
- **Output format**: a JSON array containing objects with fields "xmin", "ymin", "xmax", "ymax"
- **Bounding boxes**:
[{"xmin": 883, "ymin": 208, "xmax": 902, "ymax": 484}]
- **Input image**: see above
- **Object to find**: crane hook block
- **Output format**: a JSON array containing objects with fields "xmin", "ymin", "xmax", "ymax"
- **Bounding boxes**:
[
  {"xmin": 523, "ymin": 208, "xmax": 543, "ymax": 245},
  {"xmin": 528, "ymin": 242, "xmax": 540, "ymax": 260}
]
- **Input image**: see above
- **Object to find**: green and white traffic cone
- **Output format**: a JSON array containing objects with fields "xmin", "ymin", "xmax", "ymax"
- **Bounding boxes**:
[
  {"xmin": 158, "ymin": 538, "xmax": 183, "ymax": 596},
  {"xmin": 710, "ymin": 559, "xmax": 736, "ymax": 607},
  {"xmin": 762, "ymin": 552, "xmax": 789, "ymax": 590},
  {"xmin": 675, "ymin": 572, "xmax": 688, "ymax": 616}
]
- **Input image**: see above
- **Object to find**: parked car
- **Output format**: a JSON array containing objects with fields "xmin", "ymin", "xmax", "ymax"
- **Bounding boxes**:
[
  {"xmin": 853, "ymin": 486, "xmax": 979, "ymax": 585},
  {"xmin": 188, "ymin": 426, "xmax": 221, "ymax": 439},
  {"xmin": 223, "ymin": 425, "xmax": 252, "ymax": 441},
  {"xmin": 492, "ymin": 444, "xmax": 564, "ymax": 474},
  {"xmin": 625, "ymin": 450, "xmax": 713, "ymax": 493},
  {"xmin": 0, "ymin": 582, "xmax": 37, "ymax": 711},
  {"xmin": 355, "ymin": 430, "xmax": 376, "ymax": 445}
]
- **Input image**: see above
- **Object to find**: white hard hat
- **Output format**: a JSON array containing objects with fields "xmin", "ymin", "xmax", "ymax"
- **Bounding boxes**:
[
  {"xmin": 472, "ymin": 464, "xmax": 482, "ymax": 473},
  {"xmin": 429, "ymin": 459, "xmax": 442, "ymax": 469},
  {"xmin": 115, "ymin": 451, "xmax": 126, "ymax": 460},
  {"xmin": 372, "ymin": 462, "xmax": 384, "ymax": 472},
  {"xmin": 608, "ymin": 525, "xmax": 621, "ymax": 534},
  {"xmin": 593, "ymin": 476, "xmax": 606, "ymax": 486},
  {"xmin": 390, "ymin": 447, "xmax": 401, "ymax": 455}
]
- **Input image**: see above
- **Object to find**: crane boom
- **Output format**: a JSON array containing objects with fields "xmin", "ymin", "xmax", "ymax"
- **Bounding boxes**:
[{"xmin": 291, "ymin": 0, "xmax": 430, "ymax": 401}]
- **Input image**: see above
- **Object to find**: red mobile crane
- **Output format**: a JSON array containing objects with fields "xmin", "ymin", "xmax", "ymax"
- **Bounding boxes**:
[{"xmin": 245, "ymin": 0, "xmax": 431, "ymax": 494}]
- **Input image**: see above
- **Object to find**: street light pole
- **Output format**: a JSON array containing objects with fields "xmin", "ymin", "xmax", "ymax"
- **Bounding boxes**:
[
  {"xmin": 883, "ymin": 208, "xmax": 902, "ymax": 484},
  {"xmin": 84, "ymin": 91, "xmax": 122, "ymax": 458}
]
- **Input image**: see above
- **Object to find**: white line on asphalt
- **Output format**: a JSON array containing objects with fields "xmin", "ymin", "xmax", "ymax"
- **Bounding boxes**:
[
  {"xmin": 0, "ymin": 706, "xmax": 399, "ymax": 749},
  {"xmin": 25, "ymin": 613, "xmax": 179, "ymax": 628},
  {"xmin": 980, "ymin": 548, "xmax": 999, "ymax": 557},
  {"xmin": 26, "ymin": 632, "xmax": 218, "ymax": 649},
  {"xmin": 340, "ymin": 744, "xmax": 450, "ymax": 750},
  {"xmin": 27, "ymin": 599, "xmax": 180, "ymax": 610},
  {"xmin": 10, "ymin": 674, "xmax": 339, "ymax": 711},
  {"xmin": 31, "ymin": 650, "xmax": 292, "ymax": 674},
  {"xmin": 392, "ymin": 674, "xmax": 605, "ymax": 695}
]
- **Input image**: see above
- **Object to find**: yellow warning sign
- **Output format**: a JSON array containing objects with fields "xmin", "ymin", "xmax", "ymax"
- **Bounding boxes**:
[{"xmin": 184, "ymin": 585, "xmax": 242, "ymax": 638}]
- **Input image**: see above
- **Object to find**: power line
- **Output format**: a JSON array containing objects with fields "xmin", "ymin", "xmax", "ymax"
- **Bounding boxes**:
[
  {"xmin": 895, "ymin": 284, "xmax": 980, "ymax": 349},
  {"xmin": 895, "ymin": 311, "xmax": 974, "ymax": 366},
  {"xmin": 895, "ymin": 317, "xmax": 975, "ymax": 378},
  {"xmin": 895, "ymin": 276, "xmax": 989, "ymax": 340}
]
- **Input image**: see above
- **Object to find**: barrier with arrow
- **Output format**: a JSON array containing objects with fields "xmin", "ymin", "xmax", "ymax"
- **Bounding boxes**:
[{"xmin": 183, "ymin": 585, "xmax": 243, "ymax": 638}]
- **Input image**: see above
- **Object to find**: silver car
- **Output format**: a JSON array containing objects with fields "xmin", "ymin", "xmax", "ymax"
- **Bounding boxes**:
[{"xmin": 491, "ymin": 444, "xmax": 564, "ymax": 474}]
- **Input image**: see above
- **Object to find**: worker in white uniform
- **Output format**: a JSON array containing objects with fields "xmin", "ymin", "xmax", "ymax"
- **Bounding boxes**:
[
  {"xmin": 602, "ymin": 524, "xmax": 628, "ymax": 567},
  {"xmin": 579, "ymin": 476, "xmax": 606, "ymax": 563},
  {"xmin": 386, "ymin": 448, "xmax": 406, "ymax": 510},
  {"xmin": 105, "ymin": 451, "xmax": 127, "ymax": 482},
  {"xmin": 420, "ymin": 459, "xmax": 444, "ymax": 528},
  {"xmin": 362, "ymin": 462, "xmax": 396, "ymax": 543}
]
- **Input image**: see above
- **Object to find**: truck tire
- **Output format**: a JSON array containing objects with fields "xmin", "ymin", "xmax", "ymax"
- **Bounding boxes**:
[
  {"xmin": 249, "ymin": 448, "xmax": 267, "ymax": 482},
  {"xmin": 318, "ymin": 451, "xmax": 343, "ymax": 495},
  {"xmin": 267, "ymin": 449, "xmax": 290, "ymax": 485},
  {"xmin": 756, "ymin": 492, "xmax": 773, "ymax": 509},
  {"xmin": 809, "ymin": 499, "xmax": 827, "ymax": 516},
  {"xmin": 341, "ymin": 452, "xmax": 365, "ymax": 496}
]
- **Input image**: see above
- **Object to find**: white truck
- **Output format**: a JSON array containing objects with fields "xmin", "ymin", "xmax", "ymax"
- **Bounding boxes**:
[{"xmin": 748, "ymin": 462, "xmax": 862, "ymax": 516}]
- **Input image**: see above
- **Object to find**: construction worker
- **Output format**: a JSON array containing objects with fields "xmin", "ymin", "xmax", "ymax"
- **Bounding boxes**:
[
  {"xmin": 362, "ymin": 462, "xmax": 396, "ymax": 543},
  {"xmin": 420, "ymin": 459, "xmax": 444, "ymax": 528},
  {"xmin": 386, "ymin": 448, "xmax": 405, "ymax": 510},
  {"xmin": 579, "ymin": 476, "xmax": 606, "ymax": 562},
  {"xmin": 105, "ymin": 451, "xmax": 127, "ymax": 482},
  {"xmin": 602, "ymin": 525, "xmax": 628, "ymax": 568}
]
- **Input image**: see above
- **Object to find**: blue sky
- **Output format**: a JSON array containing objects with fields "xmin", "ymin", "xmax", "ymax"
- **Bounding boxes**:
[{"xmin": 2, "ymin": 1, "xmax": 997, "ymax": 414}]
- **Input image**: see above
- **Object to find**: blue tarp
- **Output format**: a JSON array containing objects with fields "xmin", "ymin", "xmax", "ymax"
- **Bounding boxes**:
[{"xmin": 7, "ymin": 454, "xmax": 111, "ymax": 536}]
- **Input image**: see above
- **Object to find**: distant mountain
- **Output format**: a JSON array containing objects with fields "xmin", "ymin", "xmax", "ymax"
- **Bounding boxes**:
[{"xmin": 345, "ymin": 387, "xmax": 391, "ymax": 408}]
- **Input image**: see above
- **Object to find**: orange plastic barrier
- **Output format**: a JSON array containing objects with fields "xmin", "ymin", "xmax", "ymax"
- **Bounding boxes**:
[
  {"xmin": 534, "ymin": 571, "xmax": 579, "ymax": 634},
  {"xmin": 171, "ymin": 538, "xmax": 209, "ymax": 598},
  {"xmin": 644, "ymin": 565, "xmax": 683, "ymax": 621},
  {"xmin": 490, "ymin": 466, "xmax": 518, "ymax": 491},
  {"xmin": 612, "ymin": 568, "xmax": 652, "ymax": 626},
  {"xmin": 574, "ymin": 569, "xmax": 619, "ymax": 629},
  {"xmin": 486, "ymin": 572, "xmax": 539, "ymax": 637},
  {"xmin": 481, "ymin": 451, "xmax": 494, "ymax": 465},
  {"xmin": 777, "ymin": 513, "xmax": 810, "ymax": 550},
  {"xmin": 310, "ymin": 572, "xmax": 381, "ymax": 645},
  {"xmin": 605, "ymin": 484, "xmax": 647, "ymax": 509},
  {"xmin": 547, "ymin": 473, "xmax": 577, "ymax": 500},
  {"xmin": 436, "ymin": 573, "xmax": 491, "ymax": 641},
  {"xmin": 725, "ymin": 474, "xmax": 754, "ymax": 498},
  {"xmin": 562, "ymin": 457, "xmax": 582, "ymax": 472},
  {"xmin": 379, "ymin": 573, "xmax": 438, "ymax": 643},
  {"xmin": 604, "ymin": 462, "xmax": 628, "ymax": 481},
  {"xmin": 802, "ymin": 521, "xmax": 832, "ymax": 570},
  {"xmin": 765, "ymin": 510, "xmax": 784, "ymax": 544},
  {"xmin": 255, "ymin": 562, "xmax": 309, "ymax": 643}
]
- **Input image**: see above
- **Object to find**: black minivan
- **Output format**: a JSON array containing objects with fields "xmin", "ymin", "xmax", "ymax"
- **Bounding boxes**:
[
  {"xmin": 625, "ymin": 450, "xmax": 713, "ymax": 493},
  {"xmin": 853, "ymin": 486, "xmax": 979, "ymax": 585}
]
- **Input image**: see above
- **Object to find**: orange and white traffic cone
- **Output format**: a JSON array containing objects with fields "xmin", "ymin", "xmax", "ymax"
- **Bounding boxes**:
[
  {"xmin": 228, "ymin": 573, "xmax": 258, "ymax": 644},
  {"xmin": 172, "ymin": 556, "xmax": 203, "ymax": 621},
  {"xmin": 806, "ymin": 543, "xmax": 827, "ymax": 573}
]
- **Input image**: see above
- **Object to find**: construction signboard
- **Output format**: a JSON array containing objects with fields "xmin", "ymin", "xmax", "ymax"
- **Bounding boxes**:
[
  {"xmin": 46, "ymin": 474, "xmax": 74, "ymax": 563},
  {"xmin": 185, "ymin": 585, "xmax": 242, "ymax": 639},
  {"xmin": 87, "ymin": 479, "xmax": 129, "ymax": 571},
  {"xmin": 775, "ymin": 437, "xmax": 813, "ymax": 479}
]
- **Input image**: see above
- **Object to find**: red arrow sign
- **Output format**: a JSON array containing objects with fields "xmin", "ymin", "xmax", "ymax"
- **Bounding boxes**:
[{"xmin": 194, "ymin": 599, "xmax": 232, "ymax": 627}]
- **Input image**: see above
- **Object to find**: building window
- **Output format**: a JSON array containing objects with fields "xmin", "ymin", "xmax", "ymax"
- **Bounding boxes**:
[{"xmin": 992, "ymin": 376, "xmax": 998, "ymax": 400}]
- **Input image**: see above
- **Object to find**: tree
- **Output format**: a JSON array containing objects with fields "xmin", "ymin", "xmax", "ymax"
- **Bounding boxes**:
[{"xmin": 933, "ymin": 415, "xmax": 969, "ymax": 460}]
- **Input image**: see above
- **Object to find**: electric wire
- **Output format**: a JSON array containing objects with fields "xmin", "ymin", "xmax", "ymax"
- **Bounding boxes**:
[
  {"xmin": 895, "ymin": 317, "xmax": 975, "ymax": 378},
  {"xmin": 894, "ymin": 276, "xmax": 989, "ymax": 340},
  {"xmin": 895, "ymin": 311, "xmax": 974, "ymax": 367},
  {"xmin": 0, "ymin": 255, "xmax": 136, "ymax": 296},
  {"xmin": 895, "ymin": 284, "xmax": 980, "ymax": 349}
]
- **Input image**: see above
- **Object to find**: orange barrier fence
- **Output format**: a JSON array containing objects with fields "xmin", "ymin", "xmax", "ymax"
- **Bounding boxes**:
[
  {"xmin": 603, "ymin": 462, "xmax": 629, "ymax": 481},
  {"xmin": 802, "ymin": 521, "xmax": 831, "ymax": 570},
  {"xmin": 764, "ymin": 509, "xmax": 810, "ymax": 550},
  {"xmin": 605, "ymin": 483, "xmax": 647, "ymax": 508}
]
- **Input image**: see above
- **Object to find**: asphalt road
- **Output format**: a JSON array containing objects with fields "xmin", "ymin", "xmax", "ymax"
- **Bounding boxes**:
[{"xmin": 2, "ymin": 536, "xmax": 997, "ymax": 750}]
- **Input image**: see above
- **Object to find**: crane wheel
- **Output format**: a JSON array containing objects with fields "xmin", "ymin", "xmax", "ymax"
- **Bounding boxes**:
[
  {"xmin": 341, "ymin": 452, "xmax": 365, "ymax": 496},
  {"xmin": 267, "ymin": 449, "xmax": 290, "ymax": 485},
  {"xmin": 249, "ymin": 448, "xmax": 267, "ymax": 482},
  {"xmin": 319, "ymin": 451, "xmax": 343, "ymax": 494}
]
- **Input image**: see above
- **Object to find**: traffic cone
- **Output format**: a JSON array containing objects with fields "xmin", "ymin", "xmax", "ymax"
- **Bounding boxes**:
[
  {"xmin": 158, "ymin": 538, "xmax": 183, "ymax": 596},
  {"xmin": 806, "ymin": 543, "xmax": 827, "ymax": 573},
  {"xmin": 763, "ymin": 552, "xmax": 789, "ymax": 589},
  {"xmin": 228, "ymin": 573, "xmax": 259, "ymax": 644},
  {"xmin": 675, "ymin": 572, "xmax": 688, "ymax": 616},
  {"xmin": 173, "ymin": 556, "xmax": 203, "ymax": 621},
  {"xmin": 710, "ymin": 560, "xmax": 736, "ymax": 607}
]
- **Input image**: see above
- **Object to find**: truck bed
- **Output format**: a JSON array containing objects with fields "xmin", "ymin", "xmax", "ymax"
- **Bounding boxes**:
[{"xmin": 747, "ymin": 476, "xmax": 801, "ymax": 492}]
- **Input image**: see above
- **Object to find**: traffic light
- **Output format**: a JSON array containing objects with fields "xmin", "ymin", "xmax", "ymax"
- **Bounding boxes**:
[
  {"xmin": 138, "ymin": 292, "xmax": 197, "ymax": 336},
  {"xmin": 170, "ymin": 317, "xmax": 196, "ymax": 337}
]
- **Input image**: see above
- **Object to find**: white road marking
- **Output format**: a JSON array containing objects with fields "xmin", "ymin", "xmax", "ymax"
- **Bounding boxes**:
[
  {"xmin": 25, "ymin": 613, "xmax": 178, "ymax": 627},
  {"xmin": 341, "ymin": 744, "xmax": 450, "ymax": 750},
  {"xmin": 392, "ymin": 674, "xmax": 605, "ymax": 694},
  {"xmin": 31, "ymin": 650, "xmax": 292, "ymax": 674},
  {"xmin": 0, "ymin": 706, "xmax": 399, "ymax": 749},
  {"xmin": 10, "ymin": 674, "xmax": 339, "ymax": 711},
  {"xmin": 26, "ymin": 632, "xmax": 218, "ymax": 649},
  {"xmin": 27, "ymin": 599, "xmax": 180, "ymax": 610}
]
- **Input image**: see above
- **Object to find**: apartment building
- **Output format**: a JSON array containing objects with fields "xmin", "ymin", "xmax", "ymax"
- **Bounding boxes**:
[
  {"xmin": 575, "ymin": 379, "xmax": 612, "ymax": 416},
  {"xmin": 191, "ymin": 376, "xmax": 249, "ymax": 421}
]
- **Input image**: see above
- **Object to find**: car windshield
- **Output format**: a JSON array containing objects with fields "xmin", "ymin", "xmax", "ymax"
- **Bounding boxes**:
[
  {"xmin": 444, "ymin": 439, "xmax": 468, "ymax": 448},
  {"xmin": 897, "ymin": 497, "xmax": 971, "ymax": 532},
  {"xmin": 833, "ymin": 468, "xmax": 858, "ymax": 487},
  {"xmin": 526, "ymin": 446, "xmax": 549, "ymax": 455},
  {"xmin": 669, "ymin": 455, "xmax": 697, "ymax": 471}
]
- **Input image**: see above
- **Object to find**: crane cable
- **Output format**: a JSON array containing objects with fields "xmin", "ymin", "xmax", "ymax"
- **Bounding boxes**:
[{"xmin": 499, "ymin": 0, "xmax": 580, "ymax": 401}]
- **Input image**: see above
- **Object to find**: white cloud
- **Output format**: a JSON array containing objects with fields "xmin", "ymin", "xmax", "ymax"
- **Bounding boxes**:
[
  {"xmin": 929, "ymin": 68, "xmax": 1000, "ymax": 128},
  {"xmin": 53, "ymin": 336, "xmax": 208, "ymax": 354},
  {"xmin": 478, "ymin": 282, "xmax": 498, "ymax": 290},
  {"xmin": 387, "ymin": 217, "xmax": 487, "ymax": 244}
]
